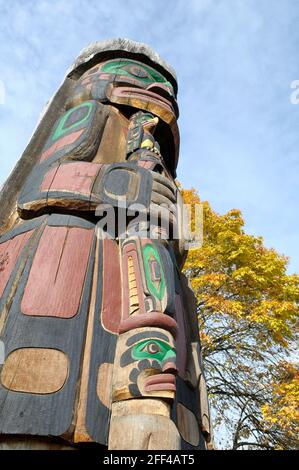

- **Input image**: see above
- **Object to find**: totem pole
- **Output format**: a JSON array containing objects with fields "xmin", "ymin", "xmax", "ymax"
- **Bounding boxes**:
[{"xmin": 0, "ymin": 39, "xmax": 212, "ymax": 450}]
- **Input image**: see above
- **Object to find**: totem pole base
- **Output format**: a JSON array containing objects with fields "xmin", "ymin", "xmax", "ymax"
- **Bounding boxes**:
[{"xmin": 0, "ymin": 435, "xmax": 75, "ymax": 450}]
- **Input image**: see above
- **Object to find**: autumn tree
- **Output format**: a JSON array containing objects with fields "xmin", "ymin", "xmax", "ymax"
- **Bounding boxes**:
[{"xmin": 181, "ymin": 188, "xmax": 299, "ymax": 450}]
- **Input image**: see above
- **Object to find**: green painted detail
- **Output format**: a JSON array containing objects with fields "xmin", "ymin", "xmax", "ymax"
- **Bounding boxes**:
[
  {"xmin": 52, "ymin": 102, "xmax": 93, "ymax": 142},
  {"xmin": 142, "ymin": 243, "xmax": 165, "ymax": 301},
  {"xmin": 132, "ymin": 339, "xmax": 176, "ymax": 364},
  {"xmin": 136, "ymin": 112, "xmax": 156, "ymax": 126},
  {"xmin": 101, "ymin": 59, "xmax": 174, "ymax": 93}
]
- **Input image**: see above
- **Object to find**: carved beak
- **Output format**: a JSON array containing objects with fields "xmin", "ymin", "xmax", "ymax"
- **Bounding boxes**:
[{"xmin": 162, "ymin": 349, "xmax": 177, "ymax": 374}]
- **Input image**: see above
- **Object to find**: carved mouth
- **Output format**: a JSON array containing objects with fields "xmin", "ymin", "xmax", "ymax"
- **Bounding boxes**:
[
  {"xmin": 144, "ymin": 373, "xmax": 176, "ymax": 392},
  {"xmin": 107, "ymin": 85, "xmax": 179, "ymax": 121}
]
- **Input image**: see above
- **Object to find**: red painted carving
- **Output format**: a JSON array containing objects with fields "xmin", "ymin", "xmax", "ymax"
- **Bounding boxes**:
[
  {"xmin": 21, "ymin": 225, "xmax": 93, "ymax": 318},
  {"xmin": 144, "ymin": 373, "xmax": 176, "ymax": 392},
  {"xmin": 39, "ymin": 129, "xmax": 84, "ymax": 162},
  {"xmin": 0, "ymin": 231, "xmax": 34, "ymax": 298},
  {"xmin": 40, "ymin": 162, "xmax": 101, "ymax": 195},
  {"xmin": 119, "ymin": 312, "xmax": 178, "ymax": 337},
  {"xmin": 101, "ymin": 239, "xmax": 122, "ymax": 333}
]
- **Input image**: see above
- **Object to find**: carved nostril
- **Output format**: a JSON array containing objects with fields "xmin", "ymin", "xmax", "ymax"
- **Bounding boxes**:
[{"xmin": 162, "ymin": 361, "xmax": 177, "ymax": 374}]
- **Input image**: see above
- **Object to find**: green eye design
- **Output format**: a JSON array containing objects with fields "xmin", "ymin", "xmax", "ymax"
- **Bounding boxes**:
[
  {"xmin": 132, "ymin": 339, "xmax": 176, "ymax": 364},
  {"xmin": 52, "ymin": 102, "xmax": 93, "ymax": 142},
  {"xmin": 100, "ymin": 59, "xmax": 173, "ymax": 93},
  {"xmin": 123, "ymin": 64, "xmax": 150, "ymax": 79},
  {"xmin": 142, "ymin": 341, "xmax": 161, "ymax": 355}
]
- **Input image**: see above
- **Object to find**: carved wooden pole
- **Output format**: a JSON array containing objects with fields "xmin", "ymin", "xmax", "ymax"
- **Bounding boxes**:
[{"xmin": 0, "ymin": 39, "xmax": 212, "ymax": 450}]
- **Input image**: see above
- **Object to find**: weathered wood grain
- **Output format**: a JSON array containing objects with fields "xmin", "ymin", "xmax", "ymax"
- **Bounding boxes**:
[
  {"xmin": 1, "ymin": 348, "xmax": 68, "ymax": 394},
  {"xmin": 100, "ymin": 239, "xmax": 122, "ymax": 333},
  {"xmin": 176, "ymin": 403, "xmax": 200, "ymax": 447},
  {"xmin": 74, "ymin": 238, "xmax": 100, "ymax": 443},
  {"xmin": 84, "ymin": 239, "xmax": 118, "ymax": 444},
  {"xmin": 96, "ymin": 362, "xmax": 113, "ymax": 409},
  {"xmin": 109, "ymin": 403, "xmax": 180, "ymax": 450}
]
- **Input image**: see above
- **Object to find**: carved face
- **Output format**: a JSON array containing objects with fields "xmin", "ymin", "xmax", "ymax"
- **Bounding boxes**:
[
  {"xmin": 99, "ymin": 59, "xmax": 174, "ymax": 94},
  {"xmin": 112, "ymin": 327, "xmax": 177, "ymax": 402},
  {"xmin": 69, "ymin": 58, "xmax": 178, "ymax": 124},
  {"xmin": 67, "ymin": 56, "xmax": 180, "ymax": 177}
]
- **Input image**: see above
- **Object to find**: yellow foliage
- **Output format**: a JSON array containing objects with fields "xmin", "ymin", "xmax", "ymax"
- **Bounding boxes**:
[
  {"xmin": 181, "ymin": 187, "xmax": 299, "ymax": 448},
  {"xmin": 181, "ymin": 187, "xmax": 299, "ymax": 346},
  {"xmin": 261, "ymin": 363, "xmax": 299, "ymax": 438}
]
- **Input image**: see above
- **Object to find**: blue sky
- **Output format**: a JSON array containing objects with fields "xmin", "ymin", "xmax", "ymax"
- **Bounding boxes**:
[{"xmin": 0, "ymin": 0, "xmax": 298, "ymax": 272}]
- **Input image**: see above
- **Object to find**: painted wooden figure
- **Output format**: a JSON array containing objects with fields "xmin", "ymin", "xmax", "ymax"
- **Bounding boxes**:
[{"xmin": 0, "ymin": 39, "xmax": 211, "ymax": 450}]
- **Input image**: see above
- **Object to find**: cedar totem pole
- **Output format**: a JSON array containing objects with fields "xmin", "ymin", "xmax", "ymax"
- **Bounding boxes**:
[{"xmin": 0, "ymin": 39, "xmax": 211, "ymax": 450}]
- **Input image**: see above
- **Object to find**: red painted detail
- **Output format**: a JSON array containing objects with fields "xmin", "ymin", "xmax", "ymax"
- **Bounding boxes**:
[
  {"xmin": 40, "ymin": 166, "xmax": 57, "ymax": 191},
  {"xmin": 145, "ymin": 373, "xmax": 176, "ymax": 386},
  {"xmin": 40, "ymin": 162, "xmax": 101, "ymax": 195},
  {"xmin": 97, "ymin": 73, "xmax": 113, "ymax": 80},
  {"xmin": 119, "ymin": 312, "xmax": 178, "ymax": 337},
  {"xmin": 109, "ymin": 86, "xmax": 175, "ymax": 116},
  {"xmin": 149, "ymin": 259, "xmax": 160, "ymax": 282},
  {"xmin": 138, "ymin": 161, "xmax": 155, "ymax": 169},
  {"xmin": 174, "ymin": 294, "xmax": 187, "ymax": 378},
  {"xmin": 100, "ymin": 239, "xmax": 122, "ymax": 333},
  {"xmin": 81, "ymin": 64, "xmax": 100, "ymax": 79},
  {"xmin": 21, "ymin": 225, "xmax": 93, "ymax": 318},
  {"xmin": 147, "ymin": 83, "xmax": 173, "ymax": 95},
  {"xmin": 162, "ymin": 361, "xmax": 177, "ymax": 373},
  {"xmin": 122, "ymin": 241, "xmax": 146, "ymax": 318},
  {"xmin": 0, "ymin": 230, "xmax": 34, "ymax": 298},
  {"xmin": 39, "ymin": 129, "xmax": 84, "ymax": 162},
  {"xmin": 80, "ymin": 78, "xmax": 92, "ymax": 87},
  {"xmin": 81, "ymin": 73, "xmax": 111, "ymax": 86},
  {"xmin": 144, "ymin": 383, "xmax": 176, "ymax": 392}
]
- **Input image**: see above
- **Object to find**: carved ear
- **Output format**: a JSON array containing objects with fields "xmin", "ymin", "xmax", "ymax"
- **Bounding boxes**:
[
  {"xmin": 38, "ymin": 101, "xmax": 108, "ymax": 165},
  {"xmin": 0, "ymin": 78, "xmax": 72, "ymax": 231},
  {"xmin": 97, "ymin": 163, "xmax": 153, "ymax": 209}
]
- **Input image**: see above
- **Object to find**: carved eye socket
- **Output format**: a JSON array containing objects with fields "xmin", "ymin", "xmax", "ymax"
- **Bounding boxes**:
[
  {"xmin": 131, "ymin": 338, "xmax": 175, "ymax": 363},
  {"xmin": 125, "ymin": 65, "xmax": 150, "ymax": 79},
  {"xmin": 144, "ymin": 342, "xmax": 161, "ymax": 354}
]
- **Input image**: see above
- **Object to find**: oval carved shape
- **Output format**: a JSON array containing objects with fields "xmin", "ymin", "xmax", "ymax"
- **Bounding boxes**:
[{"xmin": 1, "ymin": 348, "xmax": 69, "ymax": 394}]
